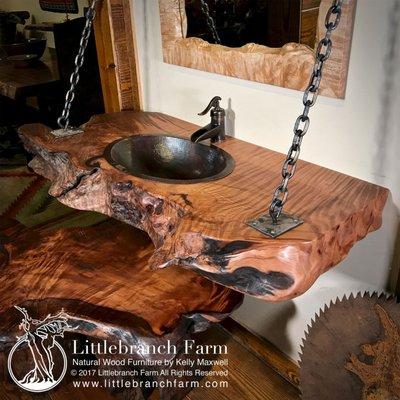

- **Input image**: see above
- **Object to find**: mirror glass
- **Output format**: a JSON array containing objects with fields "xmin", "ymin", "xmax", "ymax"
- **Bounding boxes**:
[
  {"xmin": 185, "ymin": 0, "xmax": 320, "ymax": 49},
  {"xmin": 159, "ymin": 0, "xmax": 356, "ymax": 98}
]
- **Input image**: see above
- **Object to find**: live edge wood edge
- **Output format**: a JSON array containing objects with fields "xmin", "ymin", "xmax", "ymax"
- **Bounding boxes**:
[{"xmin": 18, "ymin": 111, "xmax": 389, "ymax": 302}]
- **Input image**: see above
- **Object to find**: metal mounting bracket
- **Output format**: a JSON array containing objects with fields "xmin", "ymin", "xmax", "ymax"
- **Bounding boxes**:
[
  {"xmin": 51, "ymin": 127, "xmax": 84, "ymax": 138},
  {"xmin": 247, "ymin": 212, "xmax": 303, "ymax": 238}
]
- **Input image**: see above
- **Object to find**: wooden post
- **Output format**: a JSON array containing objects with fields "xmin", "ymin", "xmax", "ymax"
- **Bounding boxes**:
[{"xmin": 93, "ymin": 0, "xmax": 143, "ymax": 112}]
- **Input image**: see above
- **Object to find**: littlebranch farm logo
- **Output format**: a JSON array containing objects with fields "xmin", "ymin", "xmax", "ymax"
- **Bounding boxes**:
[{"xmin": 7, "ymin": 306, "xmax": 70, "ymax": 393}]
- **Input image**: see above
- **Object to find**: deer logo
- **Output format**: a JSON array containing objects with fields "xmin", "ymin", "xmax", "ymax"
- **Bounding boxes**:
[{"xmin": 7, "ymin": 306, "xmax": 71, "ymax": 393}]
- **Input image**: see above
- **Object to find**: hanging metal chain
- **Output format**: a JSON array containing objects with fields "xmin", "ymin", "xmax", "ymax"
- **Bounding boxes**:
[
  {"xmin": 199, "ymin": 0, "xmax": 221, "ymax": 44},
  {"xmin": 268, "ymin": 0, "xmax": 343, "ymax": 223},
  {"xmin": 53, "ymin": 0, "xmax": 99, "ymax": 136}
]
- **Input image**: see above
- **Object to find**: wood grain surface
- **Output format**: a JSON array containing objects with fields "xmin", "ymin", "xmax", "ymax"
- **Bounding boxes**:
[
  {"xmin": 0, "ymin": 213, "xmax": 241, "ymax": 399},
  {"xmin": 93, "ymin": 0, "xmax": 142, "ymax": 111},
  {"xmin": 221, "ymin": 318, "xmax": 300, "ymax": 388},
  {"xmin": 186, "ymin": 325, "xmax": 300, "ymax": 400},
  {"xmin": 19, "ymin": 111, "xmax": 388, "ymax": 301},
  {"xmin": 0, "ymin": 218, "xmax": 241, "ymax": 335}
]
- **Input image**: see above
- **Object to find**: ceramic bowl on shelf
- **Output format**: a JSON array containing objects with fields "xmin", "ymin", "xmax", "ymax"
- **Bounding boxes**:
[{"xmin": 25, "ymin": 38, "xmax": 46, "ymax": 58}]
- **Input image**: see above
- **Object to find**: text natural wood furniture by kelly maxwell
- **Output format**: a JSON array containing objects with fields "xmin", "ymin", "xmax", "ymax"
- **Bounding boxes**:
[{"xmin": 18, "ymin": 111, "xmax": 389, "ymax": 302}]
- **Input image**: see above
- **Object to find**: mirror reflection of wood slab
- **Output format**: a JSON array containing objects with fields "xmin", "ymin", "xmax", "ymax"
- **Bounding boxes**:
[{"xmin": 159, "ymin": 0, "xmax": 357, "ymax": 98}]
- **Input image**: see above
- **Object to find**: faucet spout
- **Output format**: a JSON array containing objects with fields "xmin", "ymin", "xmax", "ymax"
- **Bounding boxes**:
[
  {"xmin": 191, "ymin": 125, "xmax": 225, "ymax": 143},
  {"xmin": 190, "ymin": 96, "xmax": 226, "ymax": 144},
  {"xmin": 190, "ymin": 124, "xmax": 214, "ymax": 143}
]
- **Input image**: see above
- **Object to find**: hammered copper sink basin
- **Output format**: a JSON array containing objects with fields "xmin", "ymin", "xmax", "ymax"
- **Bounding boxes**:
[{"xmin": 104, "ymin": 134, "xmax": 235, "ymax": 184}]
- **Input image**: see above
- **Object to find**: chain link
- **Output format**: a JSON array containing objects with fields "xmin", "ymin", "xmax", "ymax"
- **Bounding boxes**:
[
  {"xmin": 268, "ymin": 0, "xmax": 343, "ymax": 223},
  {"xmin": 199, "ymin": 0, "xmax": 221, "ymax": 44},
  {"xmin": 57, "ymin": 0, "xmax": 99, "ymax": 130}
]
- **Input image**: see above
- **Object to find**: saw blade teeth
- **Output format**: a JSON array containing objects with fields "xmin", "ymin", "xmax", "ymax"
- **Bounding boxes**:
[
  {"xmin": 387, "ymin": 293, "xmax": 396, "ymax": 302},
  {"xmin": 385, "ymin": 292, "xmax": 394, "ymax": 301},
  {"xmin": 298, "ymin": 349, "xmax": 304, "ymax": 364},
  {"xmin": 298, "ymin": 359, "xmax": 302, "ymax": 367},
  {"xmin": 382, "ymin": 292, "xmax": 389, "ymax": 300},
  {"xmin": 303, "ymin": 328, "xmax": 310, "ymax": 341},
  {"xmin": 299, "ymin": 291, "xmax": 400, "ymax": 398}
]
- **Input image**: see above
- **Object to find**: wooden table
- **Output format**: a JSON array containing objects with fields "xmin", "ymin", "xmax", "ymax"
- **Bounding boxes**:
[{"xmin": 0, "ymin": 55, "xmax": 59, "ymax": 101}]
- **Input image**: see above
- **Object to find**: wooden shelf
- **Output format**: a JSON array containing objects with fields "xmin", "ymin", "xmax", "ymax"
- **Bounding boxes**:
[
  {"xmin": 25, "ymin": 22, "xmax": 55, "ymax": 32},
  {"xmin": 18, "ymin": 111, "xmax": 389, "ymax": 301},
  {"xmin": 0, "ymin": 217, "xmax": 241, "ymax": 335},
  {"xmin": 0, "ymin": 217, "xmax": 242, "ymax": 398}
]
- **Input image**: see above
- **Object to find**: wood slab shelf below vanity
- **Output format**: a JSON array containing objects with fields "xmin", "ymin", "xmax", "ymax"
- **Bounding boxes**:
[{"xmin": 19, "ymin": 111, "xmax": 389, "ymax": 301}]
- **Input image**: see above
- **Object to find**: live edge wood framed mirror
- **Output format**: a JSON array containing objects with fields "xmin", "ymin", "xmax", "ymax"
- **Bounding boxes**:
[{"xmin": 158, "ymin": 0, "xmax": 357, "ymax": 98}]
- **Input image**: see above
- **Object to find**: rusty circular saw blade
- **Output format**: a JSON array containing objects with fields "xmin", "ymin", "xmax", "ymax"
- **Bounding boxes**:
[{"xmin": 299, "ymin": 292, "xmax": 400, "ymax": 400}]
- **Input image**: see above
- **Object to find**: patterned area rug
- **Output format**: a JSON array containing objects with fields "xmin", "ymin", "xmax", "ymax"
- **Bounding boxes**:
[{"xmin": 0, "ymin": 165, "xmax": 107, "ymax": 230}]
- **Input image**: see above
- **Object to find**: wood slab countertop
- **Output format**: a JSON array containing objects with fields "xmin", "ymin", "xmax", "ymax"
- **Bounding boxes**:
[{"xmin": 19, "ymin": 111, "xmax": 389, "ymax": 301}]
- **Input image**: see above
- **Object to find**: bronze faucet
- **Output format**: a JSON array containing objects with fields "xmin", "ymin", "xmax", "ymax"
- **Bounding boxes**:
[{"xmin": 191, "ymin": 96, "xmax": 226, "ymax": 143}]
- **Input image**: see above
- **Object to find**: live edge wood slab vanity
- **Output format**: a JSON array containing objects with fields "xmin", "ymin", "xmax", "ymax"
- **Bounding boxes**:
[
  {"xmin": 0, "ymin": 111, "xmax": 387, "ymax": 398},
  {"xmin": 18, "ymin": 111, "xmax": 388, "ymax": 301}
]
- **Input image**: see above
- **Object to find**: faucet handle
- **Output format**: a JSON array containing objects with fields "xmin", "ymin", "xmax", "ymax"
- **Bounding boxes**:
[{"xmin": 198, "ymin": 96, "xmax": 222, "ymax": 116}]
